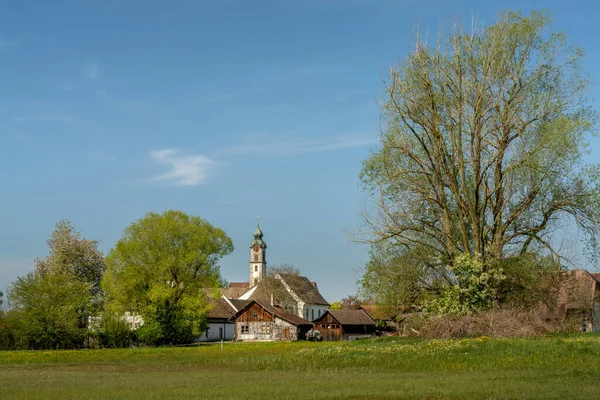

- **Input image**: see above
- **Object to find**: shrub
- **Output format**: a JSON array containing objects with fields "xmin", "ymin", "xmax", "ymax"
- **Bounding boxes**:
[
  {"xmin": 406, "ymin": 307, "xmax": 575, "ymax": 338},
  {"xmin": 94, "ymin": 312, "xmax": 135, "ymax": 348},
  {"xmin": 425, "ymin": 253, "xmax": 505, "ymax": 315}
]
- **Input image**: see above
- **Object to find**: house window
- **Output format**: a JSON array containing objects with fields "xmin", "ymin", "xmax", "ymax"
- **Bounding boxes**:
[
  {"xmin": 241, "ymin": 324, "xmax": 249, "ymax": 334},
  {"xmin": 253, "ymin": 309, "xmax": 258, "ymax": 319},
  {"xmin": 261, "ymin": 324, "xmax": 271, "ymax": 334}
]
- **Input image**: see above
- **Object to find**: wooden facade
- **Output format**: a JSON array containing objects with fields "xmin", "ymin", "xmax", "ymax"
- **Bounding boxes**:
[
  {"xmin": 233, "ymin": 300, "xmax": 312, "ymax": 341},
  {"xmin": 313, "ymin": 309, "xmax": 377, "ymax": 341}
]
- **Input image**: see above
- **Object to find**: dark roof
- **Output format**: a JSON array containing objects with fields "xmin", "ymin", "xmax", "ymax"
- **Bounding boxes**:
[
  {"xmin": 278, "ymin": 274, "xmax": 329, "ymax": 306},
  {"xmin": 228, "ymin": 299, "xmax": 250, "ymax": 311},
  {"xmin": 207, "ymin": 298, "xmax": 237, "ymax": 319},
  {"xmin": 315, "ymin": 309, "xmax": 376, "ymax": 326},
  {"xmin": 591, "ymin": 273, "xmax": 600, "ymax": 283},
  {"xmin": 222, "ymin": 286, "xmax": 249, "ymax": 299},
  {"xmin": 234, "ymin": 300, "xmax": 312, "ymax": 326},
  {"xmin": 247, "ymin": 279, "xmax": 297, "ymax": 306}
]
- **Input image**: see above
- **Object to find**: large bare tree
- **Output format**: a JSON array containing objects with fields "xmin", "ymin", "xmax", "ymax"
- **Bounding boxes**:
[{"xmin": 361, "ymin": 11, "xmax": 600, "ymax": 281}]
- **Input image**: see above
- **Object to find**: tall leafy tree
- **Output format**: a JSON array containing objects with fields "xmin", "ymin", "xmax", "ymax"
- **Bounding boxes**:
[
  {"xmin": 35, "ymin": 219, "xmax": 106, "ymax": 297},
  {"xmin": 6, "ymin": 220, "xmax": 104, "ymax": 349},
  {"xmin": 360, "ymin": 11, "xmax": 600, "ymax": 311},
  {"xmin": 102, "ymin": 210, "xmax": 233, "ymax": 345}
]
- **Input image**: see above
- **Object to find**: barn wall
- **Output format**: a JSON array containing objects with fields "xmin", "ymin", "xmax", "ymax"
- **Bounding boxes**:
[
  {"xmin": 234, "ymin": 304, "xmax": 301, "ymax": 341},
  {"xmin": 236, "ymin": 318, "xmax": 298, "ymax": 341},
  {"xmin": 314, "ymin": 313, "xmax": 342, "ymax": 341},
  {"xmin": 593, "ymin": 287, "xmax": 600, "ymax": 333}
]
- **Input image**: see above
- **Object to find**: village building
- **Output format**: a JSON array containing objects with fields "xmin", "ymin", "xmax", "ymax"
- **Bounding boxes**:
[
  {"xmin": 225, "ymin": 222, "xmax": 330, "ymax": 324},
  {"xmin": 198, "ymin": 297, "xmax": 236, "ymax": 342},
  {"xmin": 556, "ymin": 269, "xmax": 600, "ymax": 332},
  {"xmin": 312, "ymin": 309, "xmax": 376, "ymax": 341},
  {"xmin": 233, "ymin": 299, "xmax": 313, "ymax": 341}
]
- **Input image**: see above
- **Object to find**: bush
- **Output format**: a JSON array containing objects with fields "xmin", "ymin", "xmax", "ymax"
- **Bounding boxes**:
[
  {"xmin": 93, "ymin": 312, "xmax": 135, "ymax": 348},
  {"xmin": 404, "ymin": 307, "xmax": 575, "ymax": 338},
  {"xmin": 0, "ymin": 310, "xmax": 18, "ymax": 350},
  {"xmin": 425, "ymin": 253, "xmax": 505, "ymax": 315}
]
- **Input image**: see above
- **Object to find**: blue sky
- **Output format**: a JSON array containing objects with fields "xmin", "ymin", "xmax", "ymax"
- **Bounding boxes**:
[{"xmin": 1, "ymin": 0, "xmax": 599, "ymax": 302}]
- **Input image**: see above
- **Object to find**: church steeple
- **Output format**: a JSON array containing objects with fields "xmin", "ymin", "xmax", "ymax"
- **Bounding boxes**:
[{"xmin": 250, "ymin": 218, "xmax": 267, "ymax": 286}]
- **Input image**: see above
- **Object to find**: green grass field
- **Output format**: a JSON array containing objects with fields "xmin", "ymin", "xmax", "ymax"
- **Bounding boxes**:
[{"xmin": 1, "ymin": 335, "xmax": 599, "ymax": 399}]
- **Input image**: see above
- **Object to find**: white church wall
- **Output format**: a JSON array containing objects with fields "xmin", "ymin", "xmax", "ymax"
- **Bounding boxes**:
[{"xmin": 304, "ymin": 304, "xmax": 329, "ymax": 322}]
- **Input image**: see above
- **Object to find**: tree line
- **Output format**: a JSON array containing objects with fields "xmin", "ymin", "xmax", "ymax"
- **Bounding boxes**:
[{"xmin": 0, "ymin": 210, "xmax": 233, "ymax": 350}]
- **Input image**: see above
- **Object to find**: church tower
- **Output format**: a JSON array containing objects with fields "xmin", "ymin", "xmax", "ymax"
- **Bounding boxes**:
[{"xmin": 249, "ymin": 221, "xmax": 267, "ymax": 286}]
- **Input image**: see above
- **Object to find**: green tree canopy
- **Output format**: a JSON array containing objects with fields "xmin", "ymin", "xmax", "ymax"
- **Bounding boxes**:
[
  {"xmin": 35, "ymin": 219, "xmax": 106, "ymax": 297},
  {"xmin": 102, "ymin": 210, "xmax": 233, "ymax": 345},
  {"xmin": 360, "ymin": 10, "xmax": 600, "ymax": 313},
  {"xmin": 6, "ymin": 220, "xmax": 103, "ymax": 349},
  {"xmin": 8, "ymin": 272, "xmax": 91, "ymax": 349}
]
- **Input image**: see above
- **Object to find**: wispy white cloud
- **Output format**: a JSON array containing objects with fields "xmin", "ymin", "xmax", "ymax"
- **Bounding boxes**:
[
  {"xmin": 219, "ymin": 134, "xmax": 377, "ymax": 156},
  {"xmin": 151, "ymin": 149, "xmax": 215, "ymax": 186},
  {"xmin": 148, "ymin": 134, "xmax": 374, "ymax": 187},
  {"xmin": 82, "ymin": 61, "xmax": 102, "ymax": 79}
]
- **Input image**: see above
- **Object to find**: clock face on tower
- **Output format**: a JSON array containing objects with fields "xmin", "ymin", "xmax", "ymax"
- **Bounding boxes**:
[{"xmin": 253, "ymin": 244, "xmax": 259, "ymax": 253}]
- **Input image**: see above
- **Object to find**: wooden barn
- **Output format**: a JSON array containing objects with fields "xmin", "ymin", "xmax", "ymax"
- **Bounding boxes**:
[
  {"xmin": 233, "ymin": 299, "xmax": 313, "ymax": 341},
  {"xmin": 312, "ymin": 309, "xmax": 376, "ymax": 341}
]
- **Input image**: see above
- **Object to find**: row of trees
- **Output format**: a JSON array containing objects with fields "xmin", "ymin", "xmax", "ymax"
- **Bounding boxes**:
[
  {"xmin": 358, "ymin": 10, "xmax": 600, "ymax": 316},
  {"xmin": 0, "ymin": 210, "xmax": 233, "ymax": 350}
]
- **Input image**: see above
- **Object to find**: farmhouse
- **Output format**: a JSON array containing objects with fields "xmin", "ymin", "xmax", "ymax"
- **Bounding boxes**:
[
  {"xmin": 312, "ymin": 309, "xmax": 376, "ymax": 341},
  {"xmin": 233, "ymin": 299, "xmax": 313, "ymax": 341},
  {"xmin": 556, "ymin": 270, "xmax": 600, "ymax": 332}
]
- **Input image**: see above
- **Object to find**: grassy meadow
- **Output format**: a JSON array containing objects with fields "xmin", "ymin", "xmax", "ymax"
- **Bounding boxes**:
[{"xmin": 1, "ymin": 335, "xmax": 599, "ymax": 399}]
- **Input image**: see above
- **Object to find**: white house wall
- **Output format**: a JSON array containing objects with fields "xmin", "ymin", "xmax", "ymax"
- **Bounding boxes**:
[{"xmin": 198, "ymin": 322, "xmax": 235, "ymax": 342}]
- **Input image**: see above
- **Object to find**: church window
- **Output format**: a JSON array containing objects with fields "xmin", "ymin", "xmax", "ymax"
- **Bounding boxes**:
[
  {"xmin": 241, "ymin": 325, "xmax": 249, "ymax": 334},
  {"xmin": 254, "ymin": 254, "xmax": 258, "ymax": 262},
  {"xmin": 318, "ymin": 309, "xmax": 322, "ymax": 317},
  {"xmin": 311, "ymin": 309, "xmax": 314, "ymax": 320},
  {"xmin": 255, "ymin": 265, "xmax": 258, "ymax": 272}
]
